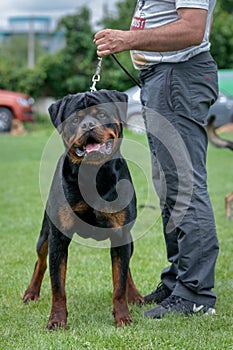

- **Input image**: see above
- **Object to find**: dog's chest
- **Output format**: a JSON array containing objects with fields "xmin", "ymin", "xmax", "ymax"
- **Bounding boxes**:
[{"xmin": 61, "ymin": 162, "xmax": 129, "ymax": 232}]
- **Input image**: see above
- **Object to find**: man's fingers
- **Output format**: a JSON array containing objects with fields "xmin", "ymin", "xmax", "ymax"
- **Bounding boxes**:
[
  {"xmin": 94, "ymin": 29, "xmax": 120, "ymax": 56},
  {"xmin": 97, "ymin": 48, "xmax": 112, "ymax": 57},
  {"xmin": 94, "ymin": 29, "xmax": 110, "ymax": 41}
]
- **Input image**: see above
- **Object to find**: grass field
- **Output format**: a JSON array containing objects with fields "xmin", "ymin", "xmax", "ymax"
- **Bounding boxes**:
[{"xmin": 0, "ymin": 125, "xmax": 232, "ymax": 350}]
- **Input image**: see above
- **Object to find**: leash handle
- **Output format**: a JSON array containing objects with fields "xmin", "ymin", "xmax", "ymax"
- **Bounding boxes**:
[
  {"xmin": 111, "ymin": 54, "xmax": 141, "ymax": 89},
  {"xmin": 90, "ymin": 57, "xmax": 103, "ymax": 92}
]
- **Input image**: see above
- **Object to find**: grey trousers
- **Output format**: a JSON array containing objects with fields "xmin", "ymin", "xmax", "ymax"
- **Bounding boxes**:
[{"xmin": 139, "ymin": 52, "xmax": 219, "ymax": 307}]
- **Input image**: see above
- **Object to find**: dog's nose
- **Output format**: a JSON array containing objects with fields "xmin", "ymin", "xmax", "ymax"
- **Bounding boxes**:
[{"xmin": 80, "ymin": 117, "xmax": 97, "ymax": 131}]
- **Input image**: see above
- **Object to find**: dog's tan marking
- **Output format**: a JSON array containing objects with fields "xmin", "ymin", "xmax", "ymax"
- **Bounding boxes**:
[
  {"xmin": 126, "ymin": 269, "xmax": 144, "ymax": 305},
  {"xmin": 59, "ymin": 206, "xmax": 75, "ymax": 230},
  {"xmin": 91, "ymin": 107, "xmax": 98, "ymax": 115},
  {"xmin": 77, "ymin": 110, "xmax": 85, "ymax": 118},
  {"xmin": 112, "ymin": 211, "xmax": 126, "ymax": 228},
  {"xmin": 113, "ymin": 117, "xmax": 121, "ymax": 130},
  {"xmin": 47, "ymin": 255, "xmax": 68, "ymax": 330},
  {"xmin": 111, "ymin": 256, "xmax": 132, "ymax": 327},
  {"xmin": 112, "ymin": 256, "xmax": 121, "ymax": 291},
  {"xmin": 97, "ymin": 210, "xmax": 126, "ymax": 228},
  {"xmin": 68, "ymin": 150, "xmax": 82, "ymax": 164},
  {"xmin": 103, "ymin": 128, "xmax": 117, "ymax": 140},
  {"xmin": 60, "ymin": 256, "xmax": 67, "ymax": 288},
  {"xmin": 71, "ymin": 201, "xmax": 89, "ymax": 214},
  {"xmin": 59, "ymin": 202, "xmax": 89, "ymax": 230},
  {"xmin": 22, "ymin": 239, "xmax": 48, "ymax": 302}
]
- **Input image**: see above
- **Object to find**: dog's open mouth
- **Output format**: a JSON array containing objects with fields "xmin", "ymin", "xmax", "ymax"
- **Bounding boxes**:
[{"xmin": 73, "ymin": 137, "xmax": 114, "ymax": 158}]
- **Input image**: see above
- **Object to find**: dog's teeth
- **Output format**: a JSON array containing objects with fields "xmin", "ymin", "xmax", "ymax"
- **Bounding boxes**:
[
  {"xmin": 73, "ymin": 140, "xmax": 113, "ymax": 157},
  {"xmin": 75, "ymin": 148, "xmax": 85, "ymax": 157}
]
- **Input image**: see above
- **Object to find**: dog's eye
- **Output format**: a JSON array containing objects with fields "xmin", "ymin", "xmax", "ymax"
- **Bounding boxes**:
[
  {"xmin": 97, "ymin": 112, "xmax": 107, "ymax": 119},
  {"xmin": 72, "ymin": 117, "xmax": 79, "ymax": 124}
]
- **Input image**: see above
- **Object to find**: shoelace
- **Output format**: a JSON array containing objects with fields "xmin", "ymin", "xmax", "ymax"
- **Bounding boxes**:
[
  {"xmin": 161, "ymin": 295, "xmax": 178, "ymax": 309},
  {"xmin": 151, "ymin": 282, "xmax": 168, "ymax": 295}
]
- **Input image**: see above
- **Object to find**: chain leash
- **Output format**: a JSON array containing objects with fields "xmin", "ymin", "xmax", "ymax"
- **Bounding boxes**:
[
  {"xmin": 90, "ymin": 54, "xmax": 141, "ymax": 92},
  {"xmin": 90, "ymin": 57, "xmax": 103, "ymax": 92}
]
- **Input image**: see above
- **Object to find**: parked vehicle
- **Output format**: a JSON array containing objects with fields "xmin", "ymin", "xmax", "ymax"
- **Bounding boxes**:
[
  {"xmin": 209, "ymin": 92, "xmax": 233, "ymax": 128},
  {"xmin": 125, "ymin": 86, "xmax": 233, "ymax": 133},
  {"xmin": 0, "ymin": 90, "xmax": 35, "ymax": 132}
]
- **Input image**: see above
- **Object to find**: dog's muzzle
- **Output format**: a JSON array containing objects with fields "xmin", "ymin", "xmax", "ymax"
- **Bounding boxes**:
[{"xmin": 73, "ymin": 137, "xmax": 113, "ymax": 158}]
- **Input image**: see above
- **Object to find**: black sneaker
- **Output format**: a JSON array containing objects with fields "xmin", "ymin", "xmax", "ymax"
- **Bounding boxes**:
[
  {"xmin": 144, "ymin": 282, "xmax": 172, "ymax": 304},
  {"xmin": 144, "ymin": 295, "xmax": 216, "ymax": 319}
]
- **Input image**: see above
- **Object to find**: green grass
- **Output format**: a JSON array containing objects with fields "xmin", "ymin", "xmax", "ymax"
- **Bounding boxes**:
[{"xmin": 0, "ymin": 127, "xmax": 233, "ymax": 350}]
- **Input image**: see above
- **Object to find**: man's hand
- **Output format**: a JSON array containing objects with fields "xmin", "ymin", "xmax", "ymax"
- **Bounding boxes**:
[{"xmin": 94, "ymin": 29, "xmax": 131, "ymax": 57}]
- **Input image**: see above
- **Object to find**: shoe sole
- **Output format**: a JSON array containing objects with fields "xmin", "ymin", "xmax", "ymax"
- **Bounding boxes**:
[
  {"xmin": 203, "ymin": 308, "xmax": 216, "ymax": 316},
  {"xmin": 144, "ymin": 307, "xmax": 217, "ymax": 319}
]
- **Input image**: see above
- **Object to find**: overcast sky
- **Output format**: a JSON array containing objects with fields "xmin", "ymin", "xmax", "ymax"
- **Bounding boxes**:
[{"xmin": 0, "ymin": 1, "xmax": 118, "ymax": 29}]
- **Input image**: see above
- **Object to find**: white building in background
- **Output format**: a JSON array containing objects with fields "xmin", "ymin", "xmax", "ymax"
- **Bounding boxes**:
[{"xmin": 0, "ymin": 16, "xmax": 65, "ymax": 68}]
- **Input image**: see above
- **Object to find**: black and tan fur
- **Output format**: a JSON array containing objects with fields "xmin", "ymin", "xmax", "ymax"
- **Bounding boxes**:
[{"xmin": 23, "ymin": 90, "xmax": 144, "ymax": 330}]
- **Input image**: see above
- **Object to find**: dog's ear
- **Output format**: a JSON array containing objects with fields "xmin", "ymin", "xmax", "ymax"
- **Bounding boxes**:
[
  {"xmin": 91, "ymin": 90, "xmax": 128, "ymax": 124},
  {"xmin": 110, "ymin": 90, "xmax": 128, "ymax": 124},
  {"xmin": 48, "ymin": 96, "xmax": 70, "ymax": 133},
  {"xmin": 109, "ymin": 90, "xmax": 128, "ymax": 104},
  {"xmin": 48, "ymin": 93, "xmax": 86, "ymax": 133}
]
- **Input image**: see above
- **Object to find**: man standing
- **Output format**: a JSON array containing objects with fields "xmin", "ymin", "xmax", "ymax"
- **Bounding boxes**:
[{"xmin": 94, "ymin": 0, "xmax": 219, "ymax": 318}]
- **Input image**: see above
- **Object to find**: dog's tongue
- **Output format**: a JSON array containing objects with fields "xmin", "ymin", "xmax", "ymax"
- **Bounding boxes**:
[{"xmin": 86, "ymin": 143, "xmax": 100, "ymax": 153}]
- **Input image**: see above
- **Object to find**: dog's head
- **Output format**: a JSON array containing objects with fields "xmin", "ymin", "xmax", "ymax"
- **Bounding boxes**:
[{"xmin": 48, "ymin": 90, "xmax": 128, "ymax": 164}]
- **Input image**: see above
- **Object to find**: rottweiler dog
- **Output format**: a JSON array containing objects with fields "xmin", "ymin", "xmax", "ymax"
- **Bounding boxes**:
[{"xmin": 23, "ymin": 89, "xmax": 144, "ymax": 329}]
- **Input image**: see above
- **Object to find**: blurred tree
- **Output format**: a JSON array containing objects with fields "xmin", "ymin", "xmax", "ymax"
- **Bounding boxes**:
[
  {"xmin": 211, "ymin": 2, "xmax": 233, "ymax": 68},
  {"xmin": 56, "ymin": 7, "xmax": 99, "ymax": 94},
  {"xmin": 0, "ymin": 1, "xmax": 232, "ymax": 99},
  {"xmin": 0, "ymin": 34, "xmax": 45, "ymax": 68},
  {"xmin": 22, "ymin": 5, "xmax": 138, "ymax": 98},
  {"xmin": 2, "ymin": 7, "xmax": 97, "ymax": 98},
  {"xmin": 219, "ymin": 0, "xmax": 233, "ymax": 14},
  {"xmin": 0, "ymin": 60, "xmax": 20, "ymax": 91}
]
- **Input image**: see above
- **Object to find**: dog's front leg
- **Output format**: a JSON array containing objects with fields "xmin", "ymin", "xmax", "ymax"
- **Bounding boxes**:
[
  {"xmin": 23, "ymin": 212, "xmax": 49, "ymax": 303},
  {"xmin": 46, "ymin": 229, "xmax": 71, "ymax": 331},
  {"xmin": 110, "ymin": 243, "xmax": 133, "ymax": 327}
]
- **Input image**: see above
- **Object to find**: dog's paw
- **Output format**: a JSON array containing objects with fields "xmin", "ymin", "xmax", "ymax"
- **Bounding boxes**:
[
  {"xmin": 113, "ymin": 309, "xmax": 133, "ymax": 327},
  {"xmin": 46, "ymin": 308, "xmax": 68, "ymax": 331},
  {"xmin": 46, "ymin": 320, "xmax": 67, "ymax": 331},
  {"xmin": 128, "ymin": 294, "xmax": 145, "ymax": 306},
  {"xmin": 22, "ymin": 289, "xmax": 40, "ymax": 303}
]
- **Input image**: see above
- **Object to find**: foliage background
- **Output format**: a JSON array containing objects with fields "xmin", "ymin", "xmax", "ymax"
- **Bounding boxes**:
[{"xmin": 0, "ymin": 0, "xmax": 233, "ymax": 98}]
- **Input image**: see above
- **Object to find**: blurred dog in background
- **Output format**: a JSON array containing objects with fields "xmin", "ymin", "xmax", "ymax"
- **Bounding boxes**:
[{"xmin": 206, "ymin": 116, "xmax": 233, "ymax": 219}]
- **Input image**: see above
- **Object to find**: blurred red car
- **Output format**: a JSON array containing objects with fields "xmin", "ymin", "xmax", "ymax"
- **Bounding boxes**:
[{"xmin": 0, "ymin": 89, "xmax": 35, "ymax": 132}]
